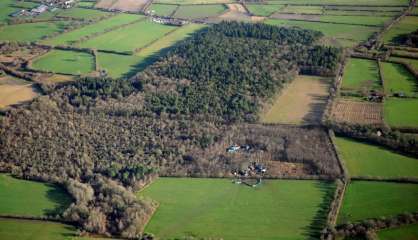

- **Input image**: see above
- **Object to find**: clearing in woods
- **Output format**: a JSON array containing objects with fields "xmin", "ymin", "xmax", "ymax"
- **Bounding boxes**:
[
  {"xmin": 261, "ymin": 75, "xmax": 331, "ymax": 125},
  {"xmin": 0, "ymin": 76, "xmax": 38, "ymax": 109},
  {"xmin": 338, "ymin": 181, "xmax": 418, "ymax": 224},
  {"xmin": 331, "ymin": 99, "xmax": 383, "ymax": 125},
  {"xmin": 0, "ymin": 174, "xmax": 71, "ymax": 217},
  {"xmin": 334, "ymin": 136, "xmax": 418, "ymax": 178},
  {"xmin": 139, "ymin": 178, "xmax": 335, "ymax": 240}
]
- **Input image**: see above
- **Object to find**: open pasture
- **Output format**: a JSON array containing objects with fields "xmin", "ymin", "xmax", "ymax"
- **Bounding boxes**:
[
  {"xmin": 331, "ymin": 99, "xmax": 382, "ymax": 125},
  {"xmin": 265, "ymin": 19, "xmax": 380, "ymax": 47},
  {"xmin": 377, "ymin": 224, "xmax": 418, "ymax": 240},
  {"xmin": 279, "ymin": 5, "xmax": 323, "ymax": 14},
  {"xmin": 381, "ymin": 62, "xmax": 417, "ymax": 96},
  {"xmin": 261, "ymin": 75, "xmax": 330, "ymax": 125},
  {"xmin": 0, "ymin": 174, "xmax": 71, "ymax": 217},
  {"xmin": 95, "ymin": 0, "xmax": 150, "ymax": 12},
  {"xmin": 384, "ymin": 98, "xmax": 418, "ymax": 129},
  {"xmin": 0, "ymin": 76, "xmax": 38, "ymax": 109},
  {"xmin": 31, "ymin": 50, "xmax": 95, "ymax": 75},
  {"xmin": 389, "ymin": 57, "xmax": 418, "ymax": 72},
  {"xmin": 148, "ymin": 3, "xmax": 178, "ymax": 17},
  {"xmin": 338, "ymin": 181, "xmax": 418, "ymax": 224},
  {"xmin": 341, "ymin": 58, "xmax": 381, "ymax": 94},
  {"xmin": 383, "ymin": 16, "xmax": 418, "ymax": 45},
  {"xmin": 319, "ymin": 15, "xmax": 393, "ymax": 26},
  {"xmin": 78, "ymin": 20, "xmax": 177, "ymax": 53},
  {"xmin": 245, "ymin": 4, "xmax": 284, "ymax": 16},
  {"xmin": 42, "ymin": 13, "xmax": 143, "ymax": 46},
  {"xmin": 266, "ymin": 0, "xmax": 409, "ymax": 6},
  {"xmin": 139, "ymin": 178, "xmax": 334, "ymax": 240},
  {"xmin": 56, "ymin": 7, "xmax": 110, "ymax": 20},
  {"xmin": 173, "ymin": 4, "xmax": 227, "ymax": 19},
  {"xmin": 0, "ymin": 21, "xmax": 68, "ymax": 42},
  {"xmin": 98, "ymin": 52, "xmax": 144, "ymax": 78},
  {"xmin": 155, "ymin": 0, "xmax": 234, "ymax": 4},
  {"xmin": 334, "ymin": 136, "xmax": 418, "ymax": 178}
]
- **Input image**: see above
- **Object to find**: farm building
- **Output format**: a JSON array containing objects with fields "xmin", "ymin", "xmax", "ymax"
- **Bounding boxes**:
[{"xmin": 32, "ymin": 5, "xmax": 48, "ymax": 14}]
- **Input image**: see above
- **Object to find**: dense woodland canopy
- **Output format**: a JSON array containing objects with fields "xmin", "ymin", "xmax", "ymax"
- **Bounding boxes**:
[{"xmin": 0, "ymin": 22, "xmax": 342, "ymax": 238}]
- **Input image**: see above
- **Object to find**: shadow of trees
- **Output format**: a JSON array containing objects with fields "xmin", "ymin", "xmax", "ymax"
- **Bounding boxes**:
[{"xmin": 43, "ymin": 184, "xmax": 72, "ymax": 217}]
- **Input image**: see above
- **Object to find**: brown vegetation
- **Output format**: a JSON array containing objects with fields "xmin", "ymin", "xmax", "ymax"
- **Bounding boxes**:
[
  {"xmin": 95, "ymin": 0, "xmax": 151, "ymax": 12},
  {"xmin": 331, "ymin": 99, "xmax": 383, "ymax": 125}
]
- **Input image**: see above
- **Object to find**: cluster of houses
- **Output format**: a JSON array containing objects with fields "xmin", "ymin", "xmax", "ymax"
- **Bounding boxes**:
[
  {"xmin": 10, "ymin": 0, "xmax": 76, "ymax": 18},
  {"xmin": 150, "ymin": 16, "xmax": 188, "ymax": 26}
]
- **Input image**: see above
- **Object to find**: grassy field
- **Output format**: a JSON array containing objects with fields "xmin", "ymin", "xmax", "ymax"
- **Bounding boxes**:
[
  {"xmin": 78, "ymin": 20, "xmax": 177, "ymax": 53},
  {"xmin": 377, "ymin": 224, "xmax": 418, "ymax": 240},
  {"xmin": 265, "ymin": 19, "xmax": 379, "ymax": 47},
  {"xmin": 173, "ymin": 4, "xmax": 227, "ymax": 19},
  {"xmin": 323, "ymin": 10, "xmax": 400, "ymax": 17},
  {"xmin": 319, "ymin": 15, "xmax": 393, "ymax": 26},
  {"xmin": 334, "ymin": 136, "xmax": 418, "ymax": 178},
  {"xmin": 389, "ymin": 57, "xmax": 418, "ymax": 72},
  {"xmin": 0, "ymin": 76, "xmax": 38, "ymax": 109},
  {"xmin": 42, "ymin": 14, "xmax": 143, "ymax": 46},
  {"xmin": 0, "ymin": 174, "xmax": 71, "ymax": 217},
  {"xmin": 266, "ymin": 0, "xmax": 409, "ymax": 6},
  {"xmin": 155, "ymin": 0, "xmax": 233, "ymax": 4},
  {"xmin": 341, "ymin": 58, "xmax": 381, "ymax": 92},
  {"xmin": 280, "ymin": 5, "xmax": 323, "ymax": 14},
  {"xmin": 139, "ymin": 178, "xmax": 335, "ymax": 240},
  {"xmin": 338, "ymin": 181, "xmax": 418, "ymax": 224},
  {"xmin": 56, "ymin": 7, "xmax": 110, "ymax": 20},
  {"xmin": 77, "ymin": 1, "xmax": 95, "ymax": 7},
  {"xmin": 149, "ymin": 3, "xmax": 178, "ymax": 17},
  {"xmin": 97, "ymin": 52, "xmax": 144, "ymax": 78},
  {"xmin": 384, "ymin": 98, "xmax": 418, "ymax": 128},
  {"xmin": 31, "ymin": 50, "xmax": 95, "ymax": 75},
  {"xmin": 383, "ymin": 16, "xmax": 418, "ymax": 44},
  {"xmin": 381, "ymin": 62, "xmax": 417, "ymax": 96},
  {"xmin": 261, "ymin": 75, "xmax": 330, "ymax": 124},
  {"xmin": 0, "ymin": 218, "xmax": 116, "ymax": 240},
  {"xmin": 98, "ymin": 24, "xmax": 204, "ymax": 78},
  {"xmin": 246, "ymin": 4, "xmax": 284, "ymax": 16},
  {"xmin": 0, "ymin": 21, "xmax": 68, "ymax": 42}
]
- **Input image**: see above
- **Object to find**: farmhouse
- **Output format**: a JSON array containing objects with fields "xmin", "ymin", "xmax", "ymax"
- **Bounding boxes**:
[
  {"xmin": 151, "ymin": 17, "xmax": 188, "ymax": 26},
  {"xmin": 32, "ymin": 5, "xmax": 48, "ymax": 14}
]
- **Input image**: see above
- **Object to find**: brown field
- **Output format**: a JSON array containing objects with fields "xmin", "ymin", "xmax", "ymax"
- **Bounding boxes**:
[
  {"xmin": 38, "ymin": 74, "xmax": 75, "ymax": 85},
  {"xmin": 331, "ymin": 99, "xmax": 383, "ymax": 125},
  {"xmin": 261, "ymin": 75, "xmax": 331, "ymax": 125},
  {"xmin": 95, "ymin": 0, "xmax": 150, "ymax": 12},
  {"xmin": 0, "ymin": 76, "xmax": 38, "ymax": 109},
  {"xmin": 226, "ymin": 3, "xmax": 247, "ymax": 13}
]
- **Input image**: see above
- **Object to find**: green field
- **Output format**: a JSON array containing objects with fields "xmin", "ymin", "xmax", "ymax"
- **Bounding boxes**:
[
  {"xmin": 139, "ymin": 178, "xmax": 334, "ymax": 240},
  {"xmin": 78, "ymin": 20, "xmax": 177, "ymax": 53},
  {"xmin": 266, "ymin": 0, "xmax": 409, "ymax": 6},
  {"xmin": 338, "ymin": 181, "xmax": 418, "ymax": 224},
  {"xmin": 149, "ymin": 3, "xmax": 178, "ymax": 17},
  {"xmin": 341, "ymin": 58, "xmax": 381, "ymax": 92},
  {"xmin": 246, "ymin": 4, "xmax": 284, "ymax": 16},
  {"xmin": 381, "ymin": 62, "xmax": 417, "ymax": 96},
  {"xmin": 378, "ymin": 224, "xmax": 418, "ymax": 240},
  {"xmin": 384, "ymin": 98, "xmax": 418, "ymax": 128},
  {"xmin": 280, "ymin": 5, "xmax": 323, "ymax": 14},
  {"xmin": 0, "ymin": 218, "xmax": 115, "ymax": 240},
  {"xmin": 265, "ymin": 19, "xmax": 380, "ymax": 47},
  {"xmin": 97, "ymin": 52, "xmax": 144, "ymax": 78},
  {"xmin": 335, "ymin": 137, "xmax": 418, "ymax": 178},
  {"xmin": 77, "ymin": 1, "xmax": 95, "ymax": 7},
  {"xmin": 32, "ymin": 50, "xmax": 95, "ymax": 75},
  {"xmin": 0, "ymin": 174, "xmax": 71, "ymax": 217},
  {"xmin": 42, "ymin": 14, "xmax": 143, "ymax": 46},
  {"xmin": 56, "ymin": 7, "xmax": 110, "ymax": 20},
  {"xmin": 389, "ymin": 57, "xmax": 418, "ymax": 72},
  {"xmin": 319, "ymin": 15, "xmax": 393, "ymax": 26},
  {"xmin": 323, "ymin": 10, "xmax": 399, "ymax": 17},
  {"xmin": 173, "ymin": 4, "xmax": 227, "ymax": 19},
  {"xmin": 383, "ymin": 16, "xmax": 418, "ymax": 44},
  {"xmin": 155, "ymin": 0, "xmax": 234, "ymax": 4},
  {"xmin": 0, "ymin": 21, "xmax": 68, "ymax": 42}
]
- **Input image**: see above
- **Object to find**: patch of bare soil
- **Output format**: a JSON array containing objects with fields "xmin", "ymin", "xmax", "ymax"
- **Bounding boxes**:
[
  {"xmin": 270, "ymin": 13, "xmax": 321, "ymax": 21},
  {"xmin": 226, "ymin": 3, "xmax": 247, "ymax": 13},
  {"xmin": 331, "ymin": 99, "xmax": 383, "ymax": 125},
  {"xmin": 0, "ymin": 76, "xmax": 38, "ymax": 109},
  {"xmin": 95, "ymin": 0, "xmax": 150, "ymax": 12},
  {"xmin": 210, "ymin": 11, "xmax": 265, "ymax": 23}
]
